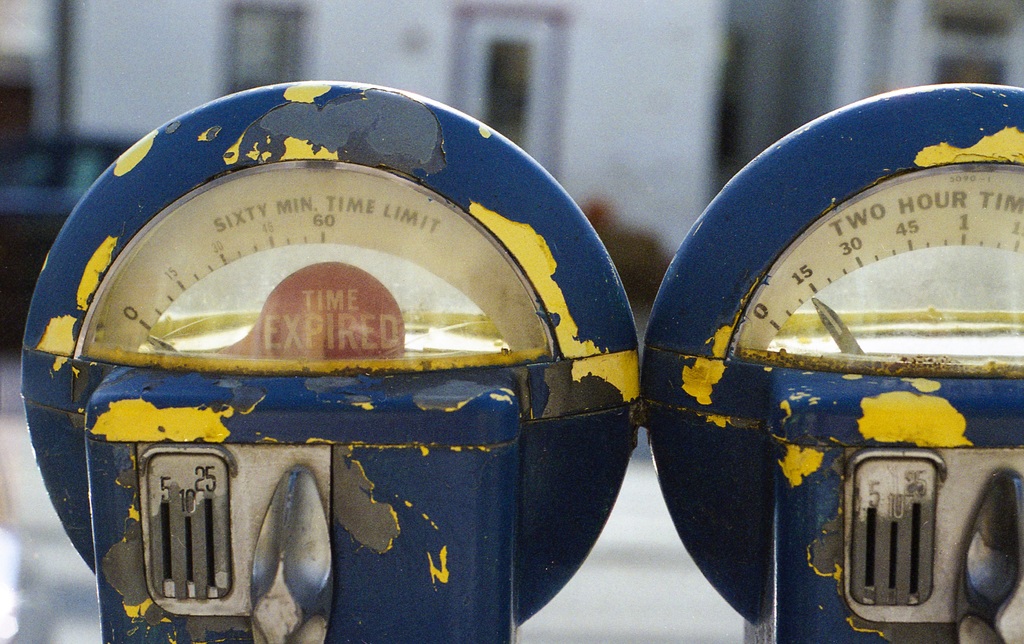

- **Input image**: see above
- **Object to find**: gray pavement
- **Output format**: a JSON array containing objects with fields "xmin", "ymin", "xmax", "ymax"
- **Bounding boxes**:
[{"xmin": 0, "ymin": 354, "xmax": 742, "ymax": 642}]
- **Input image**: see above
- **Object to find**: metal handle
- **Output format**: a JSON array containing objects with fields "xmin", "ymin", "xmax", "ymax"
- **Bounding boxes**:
[
  {"xmin": 958, "ymin": 471, "xmax": 1024, "ymax": 644},
  {"xmin": 251, "ymin": 466, "xmax": 333, "ymax": 644}
]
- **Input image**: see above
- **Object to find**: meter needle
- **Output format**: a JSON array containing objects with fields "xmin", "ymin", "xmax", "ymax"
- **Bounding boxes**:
[{"xmin": 811, "ymin": 297, "xmax": 864, "ymax": 355}]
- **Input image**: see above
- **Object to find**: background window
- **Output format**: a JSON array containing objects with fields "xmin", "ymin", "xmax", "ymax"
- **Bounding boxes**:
[
  {"xmin": 451, "ymin": 7, "xmax": 568, "ymax": 177},
  {"xmin": 933, "ymin": 0, "xmax": 1016, "ymax": 84},
  {"xmin": 227, "ymin": 5, "xmax": 305, "ymax": 93},
  {"xmin": 484, "ymin": 40, "xmax": 532, "ymax": 145}
]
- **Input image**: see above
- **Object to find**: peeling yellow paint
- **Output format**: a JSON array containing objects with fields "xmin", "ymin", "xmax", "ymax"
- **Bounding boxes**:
[
  {"xmin": 679, "ymin": 328, "xmax": 736, "ymax": 405},
  {"xmin": 489, "ymin": 389, "xmax": 515, "ymax": 403},
  {"xmin": 846, "ymin": 616, "xmax": 886, "ymax": 638},
  {"xmin": 902, "ymin": 378, "xmax": 941, "ymax": 393},
  {"xmin": 36, "ymin": 315, "xmax": 77, "ymax": 356},
  {"xmin": 858, "ymin": 391, "xmax": 970, "ymax": 447},
  {"xmin": 843, "ymin": 374, "xmax": 863, "ymax": 380},
  {"xmin": 197, "ymin": 126, "xmax": 221, "ymax": 142},
  {"xmin": 404, "ymin": 500, "xmax": 413, "ymax": 508},
  {"xmin": 92, "ymin": 399, "xmax": 233, "ymax": 442},
  {"xmin": 124, "ymin": 598, "xmax": 154, "ymax": 619},
  {"xmin": 52, "ymin": 356, "xmax": 67, "ymax": 371},
  {"xmin": 127, "ymin": 503, "xmax": 140, "ymax": 523},
  {"xmin": 916, "ymin": 126, "xmax": 1024, "ymax": 167},
  {"xmin": 72, "ymin": 366, "xmax": 80, "ymax": 377},
  {"xmin": 223, "ymin": 133, "xmax": 244, "ymax": 164},
  {"xmin": 779, "ymin": 444, "xmax": 824, "ymax": 487},
  {"xmin": 284, "ymin": 83, "xmax": 331, "ymax": 103},
  {"xmin": 571, "ymin": 350, "xmax": 640, "ymax": 401},
  {"xmin": 709, "ymin": 324, "xmax": 733, "ymax": 359},
  {"xmin": 468, "ymin": 202, "xmax": 601, "ymax": 358},
  {"xmin": 281, "ymin": 136, "xmax": 341, "ymax": 161},
  {"xmin": 479, "ymin": 126, "xmax": 492, "ymax": 138},
  {"xmin": 114, "ymin": 130, "xmax": 157, "ymax": 176},
  {"xmin": 780, "ymin": 399, "xmax": 792, "ymax": 421},
  {"xmin": 682, "ymin": 357, "xmax": 725, "ymax": 405},
  {"xmin": 428, "ymin": 545, "xmax": 450, "ymax": 585},
  {"xmin": 419, "ymin": 445, "xmax": 429, "ymax": 456},
  {"xmin": 703, "ymin": 412, "xmax": 730, "ymax": 428},
  {"xmin": 77, "ymin": 235, "xmax": 118, "ymax": 311},
  {"xmin": 243, "ymin": 138, "xmax": 273, "ymax": 163},
  {"xmin": 352, "ymin": 401, "xmax": 374, "ymax": 410}
]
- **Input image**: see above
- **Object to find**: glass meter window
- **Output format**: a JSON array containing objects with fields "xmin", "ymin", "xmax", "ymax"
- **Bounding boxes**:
[
  {"xmin": 79, "ymin": 162, "xmax": 552, "ymax": 372},
  {"xmin": 734, "ymin": 164, "xmax": 1024, "ymax": 374}
]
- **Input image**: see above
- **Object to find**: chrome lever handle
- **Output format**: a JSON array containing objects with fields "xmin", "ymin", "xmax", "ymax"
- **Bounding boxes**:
[
  {"xmin": 958, "ymin": 471, "xmax": 1024, "ymax": 644},
  {"xmin": 251, "ymin": 466, "xmax": 333, "ymax": 644}
]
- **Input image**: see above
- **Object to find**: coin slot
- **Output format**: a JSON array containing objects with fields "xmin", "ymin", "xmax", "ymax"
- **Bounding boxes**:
[
  {"xmin": 146, "ymin": 452, "xmax": 232, "ymax": 602},
  {"xmin": 864, "ymin": 507, "xmax": 876, "ymax": 588},
  {"xmin": 205, "ymin": 498, "xmax": 216, "ymax": 587},
  {"xmin": 184, "ymin": 514, "xmax": 195, "ymax": 596},
  {"xmin": 888, "ymin": 521, "xmax": 898, "ymax": 590},
  {"xmin": 850, "ymin": 455, "xmax": 938, "ymax": 606},
  {"xmin": 910, "ymin": 502, "xmax": 921, "ymax": 595},
  {"xmin": 160, "ymin": 500, "xmax": 172, "ymax": 584}
]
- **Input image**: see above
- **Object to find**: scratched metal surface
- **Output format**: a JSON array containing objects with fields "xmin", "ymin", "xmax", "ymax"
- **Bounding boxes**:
[{"xmin": 0, "ymin": 354, "xmax": 741, "ymax": 643}]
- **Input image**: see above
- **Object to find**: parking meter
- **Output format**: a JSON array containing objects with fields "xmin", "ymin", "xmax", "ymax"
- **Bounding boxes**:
[
  {"xmin": 21, "ymin": 82, "xmax": 638, "ymax": 643},
  {"xmin": 643, "ymin": 84, "xmax": 1024, "ymax": 642}
]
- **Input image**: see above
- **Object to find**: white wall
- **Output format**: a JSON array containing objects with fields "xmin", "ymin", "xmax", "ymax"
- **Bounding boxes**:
[
  {"xmin": 560, "ymin": 0, "xmax": 726, "ymax": 249},
  {"xmin": 0, "ymin": 0, "xmax": 49, "ymax": 60},
  {"xmin": 311, "ymin": 1, "xmax": 455, "ymax": 102},
  {"xmin": 69, "ymin": 0, "xmax": 726, "ymax": 252}
]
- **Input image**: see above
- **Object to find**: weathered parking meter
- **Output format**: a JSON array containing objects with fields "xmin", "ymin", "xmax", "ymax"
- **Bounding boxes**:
[
  {"xmin": 21, "ymin": 82, "xmax": 638, "ymax": 642},
  {"xmin": 644, "ymin": 84, "xmax": 1024, "ymax": 642}
]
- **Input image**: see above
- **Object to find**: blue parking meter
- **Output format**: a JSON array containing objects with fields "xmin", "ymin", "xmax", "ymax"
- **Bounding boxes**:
[
  {"xmin": 644, "ymin": 84, "xmax": 1024, "ymax": 642},
  {"xmin": 21, "ymin": 82, "xmax": 638, "ymax": 643}
]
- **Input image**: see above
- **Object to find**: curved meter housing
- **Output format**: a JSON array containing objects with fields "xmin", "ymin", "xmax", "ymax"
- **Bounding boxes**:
[
  {"xmin": 79, "ymin": 162, "xmax": 552, "ymax": 373},
  {"xmin": 734, "ymin": 163, "xmax": 1024, "ymax": 374}
]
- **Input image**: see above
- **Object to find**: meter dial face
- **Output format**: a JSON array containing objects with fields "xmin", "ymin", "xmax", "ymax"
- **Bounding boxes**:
[
  {"xmin": 80, "ymin": 162, "xmax": 552, "ymax": 373},
  {"xmin": 734, "ymin": 163, "xmax": 1024, "ymax": 374}
]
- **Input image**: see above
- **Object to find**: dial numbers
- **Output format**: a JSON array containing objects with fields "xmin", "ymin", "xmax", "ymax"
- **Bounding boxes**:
[
  {"xmin": 735, "ymin": 164, "xmax": 1024, "ymax": 369},
  {"xmin": 79, "ymin": 162, "xmax": 553, "ymax": 372}
]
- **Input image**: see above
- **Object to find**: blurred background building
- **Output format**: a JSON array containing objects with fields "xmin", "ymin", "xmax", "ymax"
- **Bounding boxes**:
[
  {"xmin": 3, "ymin": 0, "xmax": 1024, "ymax": 642},
  {"xmin": 6, "ymin": 0, "xmax": 1024, "ymax": 318},
  {"xmin": 7, "ymin": 0, "xmax": 1024, "ymax": 226}
]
